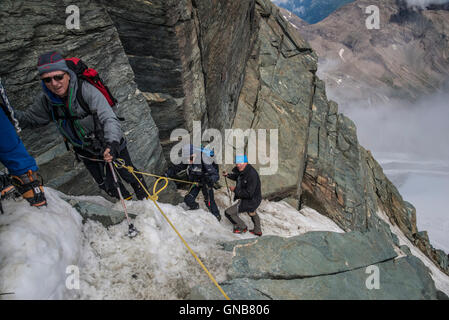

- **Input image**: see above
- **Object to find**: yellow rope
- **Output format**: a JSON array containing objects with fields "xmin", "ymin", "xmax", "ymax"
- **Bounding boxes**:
[
  {"xmin": 114, "ymin": 158, "xmax": 199, "ymax": 186},
  {"xmin": 113, "ymin": 160, "xmax": 230, "ymax": 300}
]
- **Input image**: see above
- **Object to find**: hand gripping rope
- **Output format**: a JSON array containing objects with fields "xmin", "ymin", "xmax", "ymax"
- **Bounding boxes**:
[{"xmin": 113, "ymin": 158, "xmax": 230, "ymax": 300}]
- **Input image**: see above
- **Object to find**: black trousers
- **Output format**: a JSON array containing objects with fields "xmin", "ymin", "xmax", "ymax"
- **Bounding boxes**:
[
  {"xmin": 77, "ymin": 146, "xmax": 148, "ymax": 200},
  {"xmin": 184, "ymin": 183, "xmax": 220, "ymax": 218}
]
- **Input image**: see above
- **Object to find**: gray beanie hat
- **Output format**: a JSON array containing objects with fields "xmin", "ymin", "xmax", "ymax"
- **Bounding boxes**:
[{"xmin": 37, "ymin": 51, "xmax": 70, "ymax": 76}]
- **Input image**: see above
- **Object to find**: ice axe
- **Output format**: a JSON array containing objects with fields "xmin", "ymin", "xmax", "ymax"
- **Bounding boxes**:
[
  {"xmin": 108, "ymin": 162, "xmax": 139, "ymax": 238},
  {"xmin": 223, "ymin": 172, "xmax": 232, "ymax": 205}
]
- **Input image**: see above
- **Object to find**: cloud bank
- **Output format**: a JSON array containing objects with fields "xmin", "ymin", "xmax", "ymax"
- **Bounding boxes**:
[{"xmin": 405, "ymin": 0, "xmax": 449, "ymax": 8}]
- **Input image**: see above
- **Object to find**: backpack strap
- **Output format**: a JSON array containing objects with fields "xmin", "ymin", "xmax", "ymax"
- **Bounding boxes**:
[
  {"xmin": 76, "ymin": 78, "xmax": 91, "ymax": 116},
  {"xmin": 76, "ymin": 78, "xmax": 125, "ymax": 122}
]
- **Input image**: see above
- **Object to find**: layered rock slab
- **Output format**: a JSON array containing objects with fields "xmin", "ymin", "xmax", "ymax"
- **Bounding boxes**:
[{"xmin": 191, "ymin": 230, "xmax": 441, "ymax": 300}]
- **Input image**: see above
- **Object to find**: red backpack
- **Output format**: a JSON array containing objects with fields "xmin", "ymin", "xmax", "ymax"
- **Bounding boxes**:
[{"xmin": 65, "ymin": 57, "xmax": 123, "ymax": 120}]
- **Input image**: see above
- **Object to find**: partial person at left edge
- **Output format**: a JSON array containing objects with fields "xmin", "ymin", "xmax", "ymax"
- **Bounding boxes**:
[{"xmin": 0, "ymin": 100, "xmax": 46, "ymax": 211}]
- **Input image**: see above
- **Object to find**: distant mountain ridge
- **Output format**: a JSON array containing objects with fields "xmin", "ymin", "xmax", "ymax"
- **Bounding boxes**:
[
  {"xmin": 284, "ymin": 0, "xmax": 449, "ymax": 105},
  {"xmin": 271, "ymin": 0, "xmax": 355, "ymax": 23}
]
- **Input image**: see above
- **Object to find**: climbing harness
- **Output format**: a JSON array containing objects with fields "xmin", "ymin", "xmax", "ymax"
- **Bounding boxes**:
[{"xmin": 113, "ymin": 158, "xmax": 230, "ymax": 300}]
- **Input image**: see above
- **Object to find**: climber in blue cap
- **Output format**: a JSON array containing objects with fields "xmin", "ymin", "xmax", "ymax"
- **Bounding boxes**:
[{"xmin": 222, "ymin": 154, "xmax": 263, "ymax": 236}]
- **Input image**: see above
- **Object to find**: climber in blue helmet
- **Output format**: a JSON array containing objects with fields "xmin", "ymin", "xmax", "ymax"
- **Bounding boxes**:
[
  {"xmin": 165, "ymin": 144, "xmax": 221, "ymax": 221},
  {"xmin": 223, "ymin": 154, "xmax": 263, "ymax": 236}
]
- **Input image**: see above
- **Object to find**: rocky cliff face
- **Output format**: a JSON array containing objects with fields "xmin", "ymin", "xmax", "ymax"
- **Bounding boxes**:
[
  {"xmin": 103, "ymin": 0, "xmax": 257, "ymax": 159},
  {"xmin": 0, "ymin": 0, "xmax": 447, "ymax": 298}
]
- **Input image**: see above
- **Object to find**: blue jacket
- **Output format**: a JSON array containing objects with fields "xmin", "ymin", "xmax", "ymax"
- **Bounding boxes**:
[{"xmin": 0, "ymin": 105, "xmax": 38, "ymax": 175}]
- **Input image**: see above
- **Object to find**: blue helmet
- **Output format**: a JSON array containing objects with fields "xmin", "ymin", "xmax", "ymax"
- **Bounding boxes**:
[{"xmin": 235, "ymin": 155, "xmax": 248, "ymax": 164}]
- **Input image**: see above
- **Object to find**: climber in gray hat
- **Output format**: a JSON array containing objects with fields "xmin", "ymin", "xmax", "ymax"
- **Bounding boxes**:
[{"xmin": 15, "ymin": 50, "xmax": 149, "ymax": 201}]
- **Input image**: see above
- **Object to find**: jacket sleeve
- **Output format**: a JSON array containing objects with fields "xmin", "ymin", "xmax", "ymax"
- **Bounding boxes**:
[
  {"xmin": 81, "ymin": 82, "xmax": 123, "ymax": 145},
  {"xmin": 15, "ymin": 94, "xmax": 52, "ymax": 129},
  {"xmin": 166, "ymin": 163, "xmax": 187, "ymax": 178},
  {"xmin": 234, "ymin": 170, "xmax": 257, "ymax": 200},
  {"xmin": 226, "ymin": 167, "xmax": 239, "ymax": 181}
]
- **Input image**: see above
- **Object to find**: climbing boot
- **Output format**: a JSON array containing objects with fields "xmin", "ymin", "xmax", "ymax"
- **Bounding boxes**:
[
  {"xmin": 0, "ymin": 173, "xmax": 15, "ymax": 199},
  {"xmin": 249, "ymin": 213, "xmax": 262, "ymax": 236},
  {"xmin": 188, "ymin": 202, "xmax": 200, "ymax": 210},
  {"xmin": 1, "ymin": 172, "xmax": 17, "ymax": 214},
  {"xmin": 233, "ymin": 226, "xmax": 247, "ymax": 234},
  {"xmin": 249, "ymin": 230, "xmax": 262, "ymax": 237},
  {"xmin": 11, "ymin": 170, "xmax": 47, "ymax": 207}
]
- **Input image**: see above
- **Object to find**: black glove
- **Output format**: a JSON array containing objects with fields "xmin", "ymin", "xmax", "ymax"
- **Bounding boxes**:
[{"xmin": 106, "ymin": 141, "xmax": 120, "ymax": 159}]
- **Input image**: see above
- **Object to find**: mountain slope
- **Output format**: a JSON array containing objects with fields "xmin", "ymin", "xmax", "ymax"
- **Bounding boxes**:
[
  {"xmin": 1, "ymin": 0, "xmax": 448, "ymax": 299},
  {"xmin": 286, "ymin": 0, "xmax": 449, "ymax": 105}
]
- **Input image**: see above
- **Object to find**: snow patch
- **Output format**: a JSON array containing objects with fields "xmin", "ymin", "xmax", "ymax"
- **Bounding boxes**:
[
  {"xmin": 375, "ymin": 210, "xmax": 449, "ymax": 295},
  {"xmin": 0, "ymin": 188, "xmax": 83, "ymax": 299}
]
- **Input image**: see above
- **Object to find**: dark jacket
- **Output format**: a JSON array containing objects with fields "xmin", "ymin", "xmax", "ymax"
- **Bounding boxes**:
[
  {"xmin": 227, "ymin": 164, "xmax": 262, "ymax": 213},
  {"xmin": 167, "ymin": 155, "xmax": 219, "ymax": 186},
  {"xmin": 16, "ymin": 69, "xmax": 123, "ymax": 155}
]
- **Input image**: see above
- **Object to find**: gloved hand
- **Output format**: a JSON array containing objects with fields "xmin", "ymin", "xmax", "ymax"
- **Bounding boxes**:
[{"xmin": 104, "ymin": 141, "xmax": 120, "ymax": 162}]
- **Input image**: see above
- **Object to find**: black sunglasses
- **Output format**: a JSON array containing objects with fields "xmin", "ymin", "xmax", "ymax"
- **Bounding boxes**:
[{"xmin": 41, "ymin": 74, "xmax": 65, "ymax": 83}]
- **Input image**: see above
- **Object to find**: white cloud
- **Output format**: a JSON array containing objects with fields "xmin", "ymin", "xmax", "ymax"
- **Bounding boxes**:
[
  {"xmin": 405, "ymin": 0, "xmax": 449, "ymax": 8},
  {"xmin": 272, "ymin": 0, "xmax": 291, "ymax": 4}
]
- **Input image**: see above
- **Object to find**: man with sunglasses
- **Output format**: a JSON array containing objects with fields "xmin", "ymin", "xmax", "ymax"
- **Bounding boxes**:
[{"xmin": 15, "ymin": 51, "xmax": 148, "ymax": 201}]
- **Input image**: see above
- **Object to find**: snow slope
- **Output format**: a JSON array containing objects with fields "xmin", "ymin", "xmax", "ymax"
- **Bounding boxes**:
[
  {"xmin": 0, "ymin": 187, "xmax": 342, "ymax": 299},
  {"xmin": 2, "ymin": 186, "xmax": 448, "ymax": 299},
  {"xmin": 0, "ymin": 189, "xmax": 83, "ymax": 299}
]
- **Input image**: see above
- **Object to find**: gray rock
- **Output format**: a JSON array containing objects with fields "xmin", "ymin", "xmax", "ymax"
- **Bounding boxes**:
[
  {"xmin": 192, "ymin": 230, "xmax": 440, "ymax": 300},
  {"xmin": 193, "ymin": 256, "xmax": 439, "ymax": 300},
  {"xmin": 68, "ymin": 199, "xmax": 136, "ymax": 227},
  {"xmin": 223, "ymin": 230, "xmax": 397, "ymax": 279}
]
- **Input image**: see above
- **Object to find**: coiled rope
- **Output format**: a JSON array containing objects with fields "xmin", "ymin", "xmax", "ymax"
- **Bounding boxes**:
[{"xmin": 113, "ymin": 159, "xmax": 230, "ymax": 300}]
